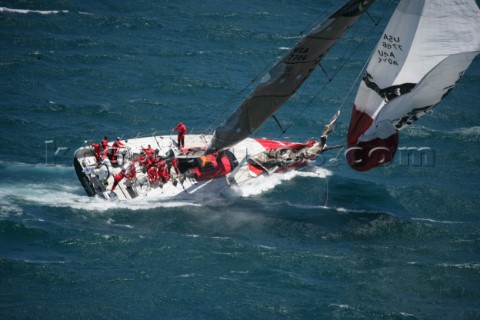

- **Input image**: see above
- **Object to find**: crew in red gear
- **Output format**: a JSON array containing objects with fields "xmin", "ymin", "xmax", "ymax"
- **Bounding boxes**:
[
  {"xmin": 92, "ymin": 143, "xmax": 103, "ymax": 162},
  {"xmin": 111, "ymin": 169, "xmax": 126, "ymax": 192},
  {"xmin": 102, "ymin": 136, "xmax": 109, "ymax": 159},
  {"xmin": 137, "ymin": 151, "xmax": 148, "ymax": 171},
  {"xmin": 125, "ymin": 161, "xmax": 136, "ymax": 179},
  {"xmin": 173, "ymin": 122, "xmax": 187, "ymax": 149},
  {"xmin": 142, "ymin": 144, "xmax": 155, "ymax": 158},
  {"xmin": 111, "ymin": 137, "xmax": 126, "ymax": 164},
  {"xmin": 157, "ymin": 160, "xmax": 170, "ymax": 183},
  {"xmin": 102, "ymin": 136, "xmax": 109, "ymax": 149},
  {"xmin": 146, "ymin": 153, "xmax": 159, "ymax": 169},
  {"xmin": 147, "ymin": 165, "xmax": 158, "ymax": 184}
]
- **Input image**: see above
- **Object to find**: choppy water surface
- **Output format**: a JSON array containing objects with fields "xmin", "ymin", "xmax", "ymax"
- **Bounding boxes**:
[{"xmin": 1, "ymin": 1, "xmax": 479, "ymax": 319}]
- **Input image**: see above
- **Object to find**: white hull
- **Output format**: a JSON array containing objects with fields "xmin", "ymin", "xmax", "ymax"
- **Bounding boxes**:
[{"xmin": 74, "ymin": 134, "xmax": 324, "ymax": 201}]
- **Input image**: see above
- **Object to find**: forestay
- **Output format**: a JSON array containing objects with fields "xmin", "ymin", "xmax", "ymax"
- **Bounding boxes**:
[
  {"xmin": 347, "ymin": 0, "xmax": 480, "ymax": 171},
  {"xmin": 208, "ymin": 0, "xmax": 375, "ymax": 153}
]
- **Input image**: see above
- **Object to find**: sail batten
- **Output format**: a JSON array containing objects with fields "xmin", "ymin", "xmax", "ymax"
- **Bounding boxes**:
[{"xmin": 207, "ymin": 0, "xmax": 376, "ymax": 153}]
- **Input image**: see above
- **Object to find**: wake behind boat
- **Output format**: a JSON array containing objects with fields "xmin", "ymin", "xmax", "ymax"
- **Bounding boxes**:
[{"xmin": 74, "ymin": 0, "xmax": 370, "ymax": 201}]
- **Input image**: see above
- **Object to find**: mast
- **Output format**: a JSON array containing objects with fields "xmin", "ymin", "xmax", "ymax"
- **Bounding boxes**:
[{"xmin": 207, "ymin": 0, "xmax": 375, "ymax": 153}]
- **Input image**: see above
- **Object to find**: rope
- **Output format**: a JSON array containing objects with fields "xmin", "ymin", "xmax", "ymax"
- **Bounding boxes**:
[
  {"xmin": 202, "ymin": 2, "xmax": 338, "ymax": 134},
  {"xmin": 323, "ymin": 173, "xmax": 329, "ymax": 207},
  {"xmin": 320, "ymin": 1, "xmax": 396, "ymax": 208},
  {"xmin": 277, "ymin": 0, "xmax": 395, "ymax": 138}
]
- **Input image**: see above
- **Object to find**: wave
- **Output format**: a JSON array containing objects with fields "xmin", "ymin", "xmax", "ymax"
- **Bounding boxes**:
[
  {"xmin": 437, "ymin": 262, "xmax": 480, "ymax": 270},
  {"xmin": 0, "ymin": 161, "xmax": 388, "ymax": 217},
  {"xmin": 403, "ymin": 125, "xmax": 480, "ymax": 141},
  {"xmin": 0, "ymin": 184, "xmax": 202, "ymax": 213},
  {"xmin": 410, "ymin": 217, "xmax": 463, "ymax": 224},
  {"xmin": 451, "ymin": 126, "xmax": 480, "ymax": 140},
  {"xmin": 284, "ymin": 202, "xmax": 398, "ymax": 217},
  {"xmin": 0, "ymin": 7, "xmax": 68, "ymax": 15},
  {"xmin": 233, "ymin": 165, "xmax": 332, "ymax": 197},
  {"xmin": 0, "ymin": 165, "xmax": 323, "ymax": 213},
  {"xmin": 0, "ymin": 162, "xmax": 202, "ymax": 213}
]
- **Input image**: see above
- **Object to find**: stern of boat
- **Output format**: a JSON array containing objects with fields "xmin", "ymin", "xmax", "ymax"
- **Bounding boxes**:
[{"xmin": 73, "ymin": 147, "xmax": 104, "ymax": 198}]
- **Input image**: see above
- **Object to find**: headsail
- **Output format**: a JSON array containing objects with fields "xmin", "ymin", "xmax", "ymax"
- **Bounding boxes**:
[
  {"xmin": 347, "ymin": 0, "xmax": 480, "ymax": 171},
  {"xmin": 207, "ymin": 0, "xmax": 375, "ymax": 153}
]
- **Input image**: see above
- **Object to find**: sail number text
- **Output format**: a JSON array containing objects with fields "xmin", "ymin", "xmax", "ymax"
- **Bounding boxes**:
[
  {"xmin": 377, "ymin": 34, "xmax": 402, "ymax": 65},
  {"xmin": 286, "ymin": 47, "xmax": 309, "ymax": 63}
]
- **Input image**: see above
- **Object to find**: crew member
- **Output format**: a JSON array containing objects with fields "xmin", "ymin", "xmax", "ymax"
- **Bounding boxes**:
[
  {"xmin": 92, "ymin": 143, "xmax": 103, "ymax": 162},
  {"xmin": 167, "ymin": 157, "xmax": 180, "ymax": 175},
  {"xmin": 157, "ymin": 160, "xmax": 170, "ymax": 183},
  {"xmin": 111, "ymin": 169, "xmax": 126, "ymax": 192},
  {"xmin": 147, "ymin": 164, "xmax": 159, "ymax": 185},
  {"xmin": 137, "ymin": 151, "xmax": 148, "ymax": 172},
  {"xmin": 173, "ymin": 122, "xmax": 187, "ymax": 149},
  {"xmin": 142, "ymin": 144, "xmax": 155, "ymax": 158},
  {"xmin": 96, "ymin": 157, "xmax": 111, "ymax": 184},
  {"xmin": 146, "ymin": 152, "xmax": 160, "ymax": 169},
  {"xmin": 102, "ymin": 136, "xmax": 109, "ymax": 159},
  {"xmin": 125, "ymin": 160, "xmax": 136, "ymax": 180},
  {"xmin": 102, "ymin": 136, "xmax": 109, "ymax": 149},
  {"xmin": 111, "ymin": 137, "xmax": 126, "ymax": 164}
]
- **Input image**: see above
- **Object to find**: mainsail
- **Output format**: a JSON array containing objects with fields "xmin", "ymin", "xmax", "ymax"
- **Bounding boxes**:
[
  {"xmin": 207, "ymin": 0, "xmax": 375, "ymax": 153},
  {"xmin": 347, "ymin": 0, "xmax": 480, "ymax": 171}
]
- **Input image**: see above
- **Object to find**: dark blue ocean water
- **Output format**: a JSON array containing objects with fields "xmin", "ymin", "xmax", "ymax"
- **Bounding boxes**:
[{"xmin": 1, "ymin": 0, "xmax": 479, "ymax": 319}]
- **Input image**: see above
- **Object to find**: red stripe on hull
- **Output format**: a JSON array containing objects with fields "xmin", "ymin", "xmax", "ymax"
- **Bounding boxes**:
[{"xmin": 253, "ymin": 138, "xmax": 307, "ymax": 150}]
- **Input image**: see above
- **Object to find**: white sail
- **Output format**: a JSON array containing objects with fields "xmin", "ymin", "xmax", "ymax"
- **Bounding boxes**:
[
  {"xmin": 347, "ymin": 0, "xmax": 480, "ymax": 171},
  {"xmin": 208, "ymin": 0, "xmax": 375, "ymax": 153}
]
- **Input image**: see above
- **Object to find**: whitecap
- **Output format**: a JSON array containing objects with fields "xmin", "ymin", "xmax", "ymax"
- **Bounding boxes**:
[
  {"xmin": 411, "ymin": 218, "xmax": 462, "ymax": 224},
  {"xmin": 176, "ymin": 273, "xmax": 195, "ymax": 278},
  {"xmin": 437, "ymin": 262, "xmax": 480, "ymax": 270},
  {"xmin": 233, "ymin": 165, "xmax": 332, "ymax": 197},
  {"xmin": 257, "ymin": 244, "xmax": 275, "ymax": 250},
  {"xmin": 0, "ymin": 7, "xmax": 68, "ymax": 15}
]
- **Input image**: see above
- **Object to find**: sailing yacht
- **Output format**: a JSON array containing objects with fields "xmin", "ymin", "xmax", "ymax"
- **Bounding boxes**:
[
  {"xmin": 74, "ymin": 0, "xmax": 373, "ymax": 201},
  {"xmin": 74, "ymin": 0, "xmax": 480, "ymax": 200}
]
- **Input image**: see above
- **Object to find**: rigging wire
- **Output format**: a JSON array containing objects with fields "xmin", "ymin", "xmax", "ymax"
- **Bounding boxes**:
[
  {"xmin": 318, "ymin": 0, "xmax": 397, "ymax": 208},
  {"xmin": 278, "ymin": 1, "xmax": 394, "ymax": 140},
  {"xmin": 202, "ymin": 2, "xmax": 339, "ymax": 135},
  {"xmin": 184, "ymin": 0, "xmax": 398, "ymax": 207},
  {"xmin": 323, "ymin": 172, "xmax": 329, "ymax": 208},
  {"xmin": 203, "ymin": 0, "xmax": 397, "ymax": 139},
  {"xmin": 203, "ymin": 75, "xmax": 258, "ymax": 134}
]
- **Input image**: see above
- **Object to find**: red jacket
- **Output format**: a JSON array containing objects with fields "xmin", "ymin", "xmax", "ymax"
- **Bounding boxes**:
[
  {"xmin": 147, "ymin": 166, "xmax": 158, "ymax": 182},
  {"xmin": 142, "ymin": 146, "xmax": 155, "ymax": 157},
  {"xmin": 174, "ymin": 123, "xmax": 186, "ymax": 136},
  {"xmin": 92, "ymin": 143, "xmax": 102, "ymax": 161},
  {"xmin": 113, "ymin": 140, "xmax": 125, "ymax": 149},
  {"xmin": 146, "ymin": 156, "xmax": 159, "ymax": 168},
  {"xmin": 157, "ymin": 161, "xmax": 169, "ymax": 182},
  {"xmin": 113, "ymin": 171, "xmax": 125, "ymax": 183},
  {"xmin": 102, "ymin": 137, "xmax": 109, "ymax": 149},
  {"xmin": 125, "ymin": 163, "xmax": 136, "ymax": 179}
]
